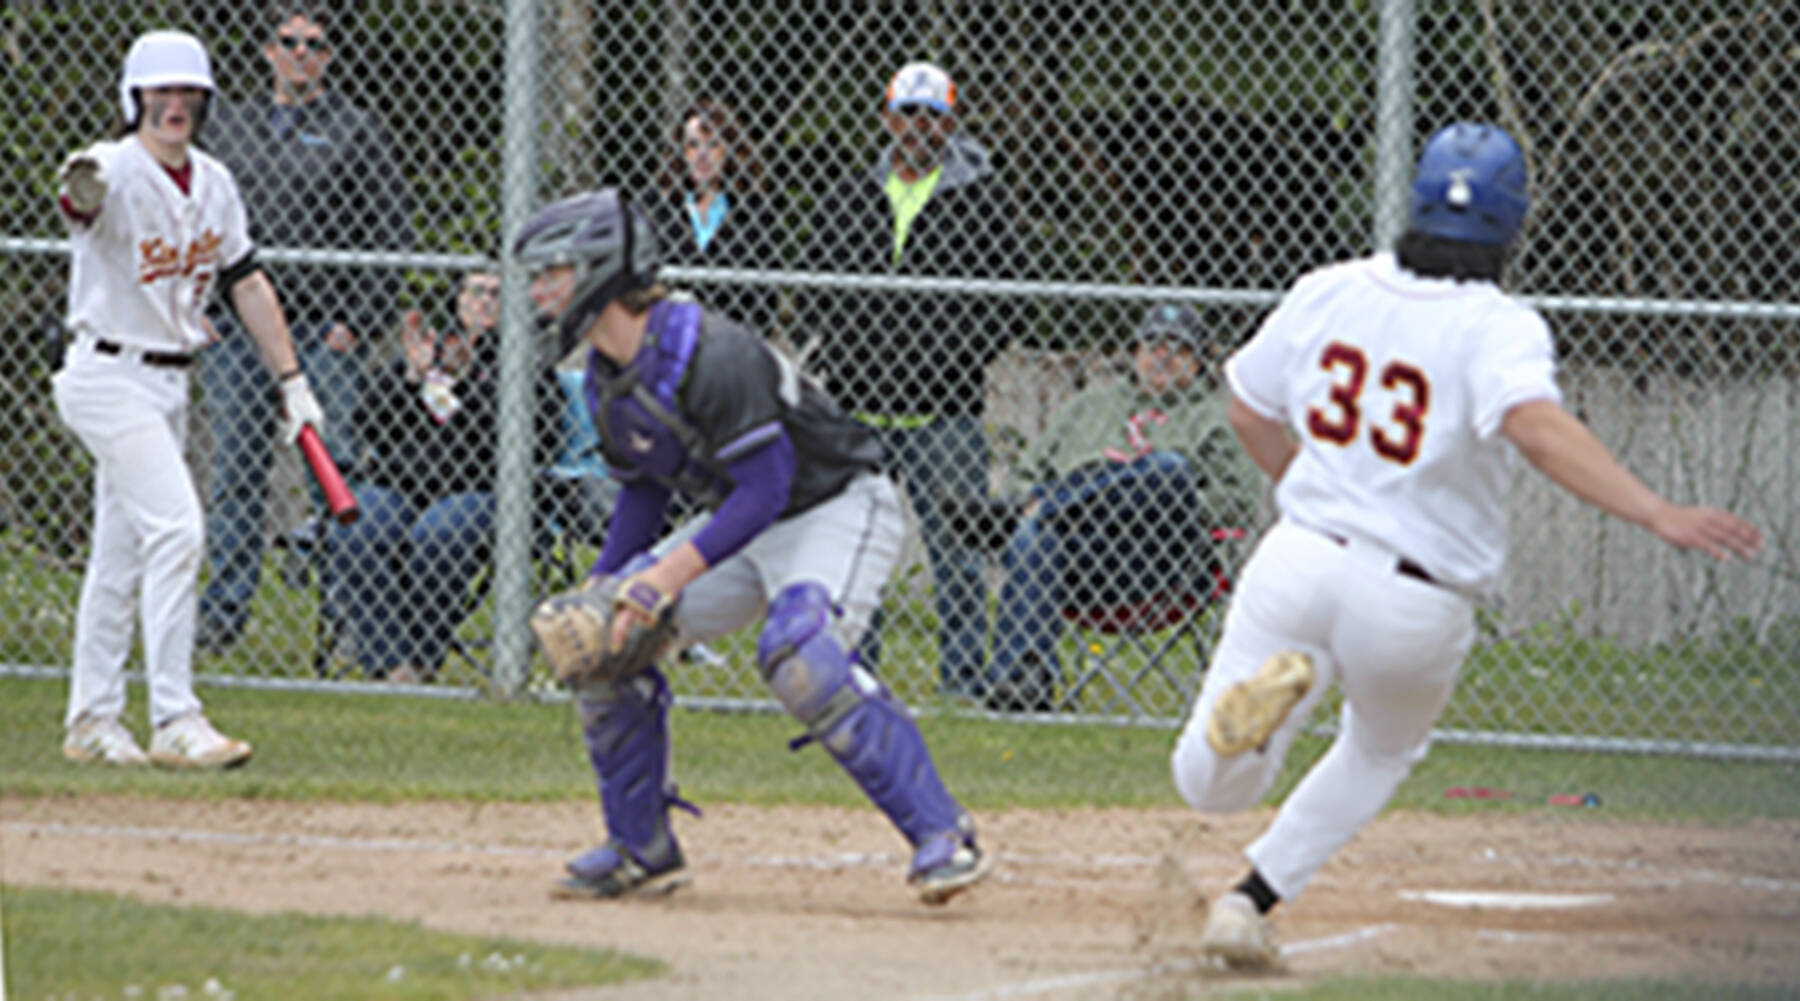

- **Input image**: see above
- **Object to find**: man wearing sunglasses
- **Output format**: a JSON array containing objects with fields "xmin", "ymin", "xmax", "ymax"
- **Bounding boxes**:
[
  {"xmin": 196, "ymin": 4, "xmax": 415, "ymax": 654},
  {"xmin": 794, "ymin": 61, "xmax": 1026, "ymax": 697}
]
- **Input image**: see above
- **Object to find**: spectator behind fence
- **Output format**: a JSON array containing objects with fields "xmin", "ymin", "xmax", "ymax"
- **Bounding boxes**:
[
  {"xmin": 794, "ymin": 60, "xmax": 1025, "ymax": 695},
  {"xmin": 196, "ymin": 4, "xmax": 415, "ymax": 654},
  {"xmin": 647, "ymin": 98, "xmax": 781, "ymax": 337},
  {"xmin": 324, "ymin": 268, "xmax": 567, "ymax": 682},
  {"xmin": 951, "ymin": 304, "xmax": 1259, "ymax": 712}
]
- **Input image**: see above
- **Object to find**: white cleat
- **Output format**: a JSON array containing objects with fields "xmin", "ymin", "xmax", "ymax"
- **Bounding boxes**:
[
  {"xmin": 62, "ymin": 714, "xmax": 150, "ymax": 766},
  {"xmin": 1207, "ymin": 651, "xmax": 1314, "ymax": 757},
  {"xmin": 1200, "ymin": 891, "xmax": 1280, "ymax": 971},
  {"xmin": 149, "ymin": 712, "xmax": 253, "ymax": 770}
]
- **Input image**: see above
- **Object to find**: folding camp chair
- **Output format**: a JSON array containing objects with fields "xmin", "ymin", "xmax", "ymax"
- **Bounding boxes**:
[{"xmin": 1053, "ymin": 527, "xmax": 1244, "ymax": 716}]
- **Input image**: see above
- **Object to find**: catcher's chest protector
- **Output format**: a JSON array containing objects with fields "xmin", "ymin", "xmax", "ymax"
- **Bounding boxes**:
[{"xmin": 587, "ymin": 302, "xmax": 730, "ymax": 503}]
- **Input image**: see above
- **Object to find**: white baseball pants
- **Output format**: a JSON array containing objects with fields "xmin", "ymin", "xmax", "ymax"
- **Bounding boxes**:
[
  {"xmin": 664, "ymin": 472, "xmax": 905, "ymax": 651},
  {"xmin": 52, "ymin": 339, "xmax": 206, "ymax": 729},
  {"xmin": 1171, "ymin": 518, "xmax": 1475, "ymax": 899}
]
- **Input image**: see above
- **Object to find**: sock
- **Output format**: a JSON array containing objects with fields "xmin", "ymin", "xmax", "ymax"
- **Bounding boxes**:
[{"xmin": 1234, "ymin": 869, "xmax": 1280, "ymax": 915}]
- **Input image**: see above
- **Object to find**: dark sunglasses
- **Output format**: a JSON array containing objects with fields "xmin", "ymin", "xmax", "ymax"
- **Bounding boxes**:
[
  {"xmin": 275, "ymin": 35, "xmax": 328, "ymax": 52},
  {"xmin": 889, "ymin": 103, "xmax": 949, "ymax": 118}
]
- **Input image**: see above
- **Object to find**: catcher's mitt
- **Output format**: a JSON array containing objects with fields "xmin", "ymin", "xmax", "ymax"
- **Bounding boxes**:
[{"xmin": 530, "ymin": 573, "xmax": 680, "ymax": 686}]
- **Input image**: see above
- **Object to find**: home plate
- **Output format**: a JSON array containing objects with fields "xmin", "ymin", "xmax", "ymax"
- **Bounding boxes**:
[{"xmin": 1399, "ymin": 890, "xmax": 1615, "ymax": 910}]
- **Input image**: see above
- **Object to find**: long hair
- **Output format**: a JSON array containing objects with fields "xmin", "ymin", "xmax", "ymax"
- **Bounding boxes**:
[
  {"xmin": 1394, "ymin": 230, "xmax": 1508, "ymax": 284},
  {"xmin": 654, "ymin": 98, "xmax": 766, "ymax": 197},
  {"xmin": 617, "ymin": 282, "xmax": 671, "ymax": 316}
]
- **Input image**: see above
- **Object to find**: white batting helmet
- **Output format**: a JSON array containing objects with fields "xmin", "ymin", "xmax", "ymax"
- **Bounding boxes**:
[{"xmin": 119, "ymin": 30, "xmax": 215, "ymax": 124}]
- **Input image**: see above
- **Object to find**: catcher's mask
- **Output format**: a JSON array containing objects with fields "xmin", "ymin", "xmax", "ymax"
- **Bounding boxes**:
[
  {"xmin": 1408, "ymin": 122, "xmax": 1530, "ymax": 249},
  {"xmin": 119, "ymin": 30, "xmax": 215, "ymax": 133},
  {"xmin": 511, "ymin": 187, "xmax": 661, "ymax": 355}
]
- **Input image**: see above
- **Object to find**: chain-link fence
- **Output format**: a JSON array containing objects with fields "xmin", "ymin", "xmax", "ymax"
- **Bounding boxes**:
[{"xmin": 3, "ymin": 2, "xmax": 1795, "ymax": 767}]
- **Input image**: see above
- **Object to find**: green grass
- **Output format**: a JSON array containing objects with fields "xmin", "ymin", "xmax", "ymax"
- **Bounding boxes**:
[
  {"xmin": 1450, "ymin": 613, "xmax": 1800, "ymax": 746},
  {"xmin": 2, "ymin": 884, "xmax": 658, "ymax": 1001},
  {"xmin": 6, "ymin": 887, "xmax": 1779, "ymax": 1001},
  {"xmin": 1, "ymin": 676, "xmax": 1795, "ymax": 817},
  {"xmin": 6, "ymin": 531, "xmax": 1798, "ymax": 747}
]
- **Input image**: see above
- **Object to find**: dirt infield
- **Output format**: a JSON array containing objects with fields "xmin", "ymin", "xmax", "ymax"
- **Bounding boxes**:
[{"xmin": 4, "ymin": 795, "xmax": 1798, "ymax": 999}]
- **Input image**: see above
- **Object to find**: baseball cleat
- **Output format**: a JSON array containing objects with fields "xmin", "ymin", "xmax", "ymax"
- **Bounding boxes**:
[
  {"xmin": 148, "ymin": 712, "xmax": 253, "ymax": 769},
  {"xmin": 553, "ymin": 839, "xmax": 691, "ymax": 900},
  {"xmin": 1200, "ymin": 891, "xmax": 1281, "ymax": 971},
  {"xmin": 908, "ymin": 826, "xmax": 991, "ymax": 905},
  {"xmin": 1207, "ymin": 651, "xmax": 1314, "ymax": 757},
  {"xmin": 62, "ymin": 714, "xmax": 150, "ymax": 766}
]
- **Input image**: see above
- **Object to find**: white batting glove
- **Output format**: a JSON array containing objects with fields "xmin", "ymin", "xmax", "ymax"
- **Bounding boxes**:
[
  {"xmin": 278, "ymin": 372, "xmax": 327, "ymax": 445},
  {"xmin": 59, "ymin": 144, "xmax": 108, "ymax": 215}
]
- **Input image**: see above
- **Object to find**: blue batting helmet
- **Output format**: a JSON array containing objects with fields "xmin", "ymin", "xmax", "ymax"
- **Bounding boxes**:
[
  {"xmin": 511, "ymin": 187, "xmax": 660, "ymax": 354},
  {"xmin": 1408, "ymin": 122, "xmax": 1530, "ymax": 248}
]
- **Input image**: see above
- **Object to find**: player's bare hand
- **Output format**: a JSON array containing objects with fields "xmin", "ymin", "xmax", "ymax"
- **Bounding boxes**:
[
  {"xmin": 325, "ymin": 323, "xmax": 357, "ymax": 353},
  {"xmin": 59, "ymin": 144, "xmax": 108, "ymax": 215},
  {"xmin": 1650, "ymin": 504, "xmax": 1763, "ymax": 562},
  {"xmin": 608, "ymin": 603, "xmax": 652, "ymax": 652},
  {"xmin": 400, "ymin": 310, "xmax": 436, "ymax": 380}
]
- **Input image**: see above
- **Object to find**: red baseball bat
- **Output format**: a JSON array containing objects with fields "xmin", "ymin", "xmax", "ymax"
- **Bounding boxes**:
[{"xmin": 296, "ymin": 424, "xmax": 359, "ymax": 524}]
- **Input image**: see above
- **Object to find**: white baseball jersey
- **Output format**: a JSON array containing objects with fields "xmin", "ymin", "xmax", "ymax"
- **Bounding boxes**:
[
  {"xmin": 1225, "ymin": 252, "xmax": 1560, "ymax": 593},
  {"xmin": 65, "ymin": 136, "xmax": 252, "ymax": 352}
]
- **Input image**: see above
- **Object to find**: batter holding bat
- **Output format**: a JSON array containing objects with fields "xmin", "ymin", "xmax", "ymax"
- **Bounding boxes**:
[
  {"xmin": 516, "ymin": 187, "xmax": 989, "ymax": 905},
  {"xmin": 52, "ymin": 29, "xmax": 324, "ymax": 769},
  {"xmin": 1170, "ymin": 122, "xmax": 1764, "ymax": 968}
]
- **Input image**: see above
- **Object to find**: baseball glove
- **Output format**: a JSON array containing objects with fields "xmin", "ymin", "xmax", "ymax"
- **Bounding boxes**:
[{"xmin": 531, "ymin": 573, "xmax": 680, "ymax": 687}]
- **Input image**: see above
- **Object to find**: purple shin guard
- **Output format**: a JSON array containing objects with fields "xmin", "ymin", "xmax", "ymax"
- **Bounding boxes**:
[
  {"xmin": 759, "ymin": 584, "xmax": 970, "ymax": 848},
  {"xmin": 568, "ymin": 668, "xmax": 693, "ymax": 890}
]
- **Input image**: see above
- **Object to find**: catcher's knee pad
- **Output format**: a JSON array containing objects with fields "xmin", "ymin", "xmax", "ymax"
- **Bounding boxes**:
[
  {"xmin": 759, "ymin": 583, "xmax": 964, "ymax": 847},
  {"xmin": 758, "ymin": 582, "xmax": 858, "ymax": 724},
  {"xmin": 575, "ymin": 668, "xmax": 683, "ymax": 862}
]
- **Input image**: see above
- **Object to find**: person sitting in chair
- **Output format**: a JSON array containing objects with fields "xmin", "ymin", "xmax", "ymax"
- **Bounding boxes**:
[
  {"xmin": 326, "ymin": 267, "xmax": 567, "ymax": 681},
  {"xmin": 962, "ymin": 303, "xmax": 1260, "ymax": 712}
]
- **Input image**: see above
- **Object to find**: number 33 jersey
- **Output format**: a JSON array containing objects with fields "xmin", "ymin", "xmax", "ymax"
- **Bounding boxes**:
[{"xmin": 1225, "ymin": 252, "xmax": 1560, "ymax": 595}]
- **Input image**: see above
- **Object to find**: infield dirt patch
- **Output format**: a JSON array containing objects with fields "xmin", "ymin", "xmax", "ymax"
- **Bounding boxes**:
[{"xmin": 4, "ymin": 796, "xmax": 1797, "ymax": 999}]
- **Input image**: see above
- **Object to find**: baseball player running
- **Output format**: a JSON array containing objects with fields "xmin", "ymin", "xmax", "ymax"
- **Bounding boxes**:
[
  {"xmin": 52, "ymin": 30, "xmax": 323, "ymax": 768},
  {"xmin": 1169, "ymin": 122, "xmax": 1763, "ymax": 969},
  {"xmin": 514, "ymin": 188, "xmax": 989, "ymax": 905}
]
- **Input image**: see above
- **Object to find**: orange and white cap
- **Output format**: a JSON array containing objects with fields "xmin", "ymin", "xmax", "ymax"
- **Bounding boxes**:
[{"xmin": 885, "ymin": 61, "xmax": 956, "ymax": 114}]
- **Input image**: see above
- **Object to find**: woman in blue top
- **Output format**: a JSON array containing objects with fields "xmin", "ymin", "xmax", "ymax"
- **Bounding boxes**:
[{"xmin": 648, "ymin": 98, "xmax": 781, "ymax": 337}]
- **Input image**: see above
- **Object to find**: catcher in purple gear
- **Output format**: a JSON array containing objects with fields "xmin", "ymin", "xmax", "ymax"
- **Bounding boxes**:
[{"xmin": 515, "ymin": 187, "xmax": 989, "ymax": 905}]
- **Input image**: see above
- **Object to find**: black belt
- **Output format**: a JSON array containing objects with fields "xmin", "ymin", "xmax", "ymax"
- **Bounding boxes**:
[
  {"xmin": 1321, "ymin": 531, "xmax": 1440, "ymax": 587},
  {"xmin": 95, "ymin": 339, "xmax": 194, "ymax": 368}
]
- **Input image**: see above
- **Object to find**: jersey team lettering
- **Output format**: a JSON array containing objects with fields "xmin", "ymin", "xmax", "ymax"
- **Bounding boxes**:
[
  {"xmin": 1303, "ymin": 340, "xmax": 1431, "ymax": 466},
  {"xmin": 138, "ymin": 228, "xmax": 222, "ymax": 285}
]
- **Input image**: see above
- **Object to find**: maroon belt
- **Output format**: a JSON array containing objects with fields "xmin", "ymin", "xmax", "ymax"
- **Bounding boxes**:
[{"xmin": 1321, "ymin": 531, "xmax": 1440, "ymax": 587}]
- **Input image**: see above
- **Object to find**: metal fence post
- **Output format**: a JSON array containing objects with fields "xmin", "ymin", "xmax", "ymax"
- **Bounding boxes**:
[
  {"xmin": 1374, "ymin": 0, "xmax": 1417, "ymax": 251},
  {"xmin": 491, "ymin": 0, "xmax": 543, "ymax": 697}
]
